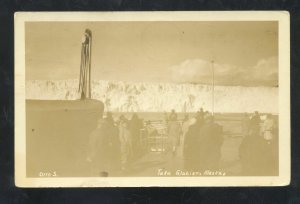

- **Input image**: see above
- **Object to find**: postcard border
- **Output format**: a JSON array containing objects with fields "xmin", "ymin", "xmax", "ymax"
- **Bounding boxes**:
[{"xmin": 14, "ymin": 11, "xmax": 290, "ymax": 187}]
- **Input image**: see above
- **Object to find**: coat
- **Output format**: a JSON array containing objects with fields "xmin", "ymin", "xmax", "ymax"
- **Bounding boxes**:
[{"xmin": 168, "ymin": 120, "xmax": 182, "ymax": 147}]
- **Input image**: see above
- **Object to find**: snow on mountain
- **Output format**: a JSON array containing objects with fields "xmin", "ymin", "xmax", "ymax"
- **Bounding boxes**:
[{"xmin": 26, "ymin": 79, "xmax": 278, "ymax": 113}]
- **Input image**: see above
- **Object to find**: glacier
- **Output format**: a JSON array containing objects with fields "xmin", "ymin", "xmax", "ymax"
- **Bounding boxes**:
[{"xmin": 26, "ymin": 79, "xmax": 278, "ymax": 113}]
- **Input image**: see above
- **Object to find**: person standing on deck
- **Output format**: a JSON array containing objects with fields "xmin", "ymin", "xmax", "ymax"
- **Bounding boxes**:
[
  {"xmin": 179, "ymin": 115, "xmax": 190, "ymax": 156},
  {"xmin": 262, "ymin": 114, "xmax": 274, "ymax": 143},
  {"xmin": 240, "ymin": 111, "xmax": 265, "ymax": 175},
  {"xmin": 195, "ymin": 108, "xmax": 205, "ymax": 128},
  {"xmin": 182, "ymin": 115, "xmax": 190, "ymax": 141},
  {"xmin": 261, "ymin": 114, "xmax": 278, "ymax": 175},
  {"xmin": 196, "ymin": 116, "xmax": 215, "ymax": 171},
  {"xmin": 196, "ymin": 108, "xmax": 205, "ymax": 120},
  {"xmin": 183, "ymin": 117, "xmax": 201, "ymax": 170},
  {"xmin": 86, "ymin": 118, "xmax": 111, "ymax": 176},
  {"xmin": 168, "ymin": 114, "xmax": 182, "ymax": 156},
  {"xmin": 129, "ymin": 113, "xmax": 143, "ymax": 159},
  {"xmin": 169, "ymin": 109, "xmax": 177, "ymax": 121},
  {"xmin": 105, "ymin": 112, "xmax": 121, "ymax": 172},
  {"xmin": 250, "ymin": 111, "xmax": 261, "ymax": 135},
  {"xmin": 119, "ymin": 119, "xmax": 133, "ymax": 171}
]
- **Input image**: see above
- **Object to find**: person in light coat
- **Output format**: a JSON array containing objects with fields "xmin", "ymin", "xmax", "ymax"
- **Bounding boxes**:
[
  {"xmin": 262, "ymin": 114, "xmax": 274, "ymax": 144},
  {"xmin": 119, "ymin": 119, "xmax": 132, "ymax": 170},
  {"xmin": 168, "ymin": 114, "xmax": 182, "ymax": 156}
]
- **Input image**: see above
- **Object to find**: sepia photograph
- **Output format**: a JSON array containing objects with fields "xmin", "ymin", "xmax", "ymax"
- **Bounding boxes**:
[{"xmin": 14, "ymin": 12, "xmax": 290, "ymax": 187}]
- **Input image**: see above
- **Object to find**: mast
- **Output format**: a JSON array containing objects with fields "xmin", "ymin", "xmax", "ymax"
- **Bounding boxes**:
[{"xmin": 78, "ymin": 29, "xmax": 92, "ymax": 99}]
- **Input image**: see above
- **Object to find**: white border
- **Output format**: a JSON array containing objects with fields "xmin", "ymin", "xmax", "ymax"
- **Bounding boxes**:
[{"xmin": 15, "ymin": 11, "xmax": 290, "ymax": 187}]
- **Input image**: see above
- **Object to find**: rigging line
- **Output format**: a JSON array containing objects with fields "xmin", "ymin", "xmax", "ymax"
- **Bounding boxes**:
[
  {"xmin": 84, "ymin": 47, "xmax": 89, "ymax": 98},
  {"xmin": 82, "ymin": 46, "xmax": 87, "ymax": 96},
  {"xmin": 88, "ymin": 37, "xmax": 92, "ymax": 98},
  {"xmin": 85, "ymin": 45, "xmax": 89, "ymax": 97},
  {"xmin": 81, "ymin": 45, "xmax": 87, "ymax": 94},
  {"xmin": 79, "ymin": 45, "xmax": 84, "ymax": 91},
  {"xmin": 211, "ymin": 60, "xmax": 215, "ymax": 116},
  {"xmin": 87, "ymin": 49, "xmax": 91, "ymax": 98}
]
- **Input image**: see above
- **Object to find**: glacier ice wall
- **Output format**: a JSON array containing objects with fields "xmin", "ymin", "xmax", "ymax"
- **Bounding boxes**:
[{"xmin": 26, "ymin": 79, "xmax": 278, "ymax": 113}]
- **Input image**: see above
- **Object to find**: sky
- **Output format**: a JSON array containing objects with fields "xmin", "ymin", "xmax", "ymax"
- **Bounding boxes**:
[{"xmin": 25, "ymin": 21, "xmax": 278, "ymax": 86}]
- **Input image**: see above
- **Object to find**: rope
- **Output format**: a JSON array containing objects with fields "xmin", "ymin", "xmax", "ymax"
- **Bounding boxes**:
[{"xmin": 78, "ymin": 31, "xmax": 92, "ymax": 99}]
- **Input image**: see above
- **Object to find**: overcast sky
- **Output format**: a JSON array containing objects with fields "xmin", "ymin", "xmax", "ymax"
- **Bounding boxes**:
[{"xmin": 25, "ymin": 21, "xmax": 278, "ymax": 86}]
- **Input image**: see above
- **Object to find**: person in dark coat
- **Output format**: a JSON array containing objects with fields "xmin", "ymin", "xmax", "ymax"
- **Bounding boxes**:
[
  {"xmin": 129, "ymin": 113, "xmax": 143, "ymax": 159},
  {"xmin": 87, "ymin": 118, "xmax": 111, "ymax": 176},
  {"xmin": 240, "ymin": 111, "xmax": 266, "ymax": 175},
  {"xmin": 183, "ymin": 117, "xmax": 202, "ymax": 170},
  {"xmin": 196, "ymin": 108, "xmax": 205, "ymax": 120},
  {"xmin": 202, "ymin": 116, "xmax": 223, "ymax": 171},
  {"xmin": 249, "ymin": 111, "xmax": 261, "ymax": 135},
  {"xmin": 169, "ymin": 109, "xmax": 177, "ymax": 121},
  {"xmin": 185, "ymin": 115, "xmax": 223, "ymax": 172},
  {"xmin": 105, "ymin": 112, "xmax": 121, "ymax": 173}
]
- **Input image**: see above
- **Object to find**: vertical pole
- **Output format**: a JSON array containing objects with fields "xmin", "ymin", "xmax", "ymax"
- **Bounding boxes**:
[
  {"xmin": 211, "ymin": 60, "xmax": 215, "ymax": 116},
  {"xmin": 89, "ymin": 34, "xmax": 92, "ymax": 99}
]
